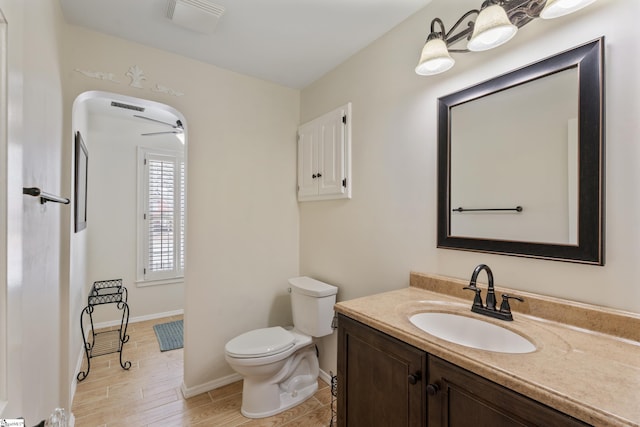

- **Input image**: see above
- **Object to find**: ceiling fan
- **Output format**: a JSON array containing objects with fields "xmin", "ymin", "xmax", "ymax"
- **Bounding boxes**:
[{"xmin": 134, "ymin": 114, "xmax": 184, "ymax": 136}]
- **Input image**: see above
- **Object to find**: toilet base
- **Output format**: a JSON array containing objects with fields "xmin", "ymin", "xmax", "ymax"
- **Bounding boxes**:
[
  {"xmin": 241, "ymin": 379, "xmax": 318, "ymax": 418},
  {"xmin": 238, "ymin": 346, "xmax": 320, "ymax": 418}
]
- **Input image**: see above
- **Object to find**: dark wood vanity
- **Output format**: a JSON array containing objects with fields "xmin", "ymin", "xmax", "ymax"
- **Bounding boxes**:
[
  {"xmin": 333, "ymin": 272, "xmax": 640, "ymax": 427},
  {"xmin": 337, "ymin": 314, "xmax": 589, "ymax": 426}
]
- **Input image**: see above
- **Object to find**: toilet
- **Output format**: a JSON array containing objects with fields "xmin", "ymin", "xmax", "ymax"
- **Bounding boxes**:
[{"xmin": 224, "ymin": 276, "xmax": 338, "ymax": 418}]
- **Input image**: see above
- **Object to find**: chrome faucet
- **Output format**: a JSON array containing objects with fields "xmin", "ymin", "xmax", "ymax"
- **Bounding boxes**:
[{"xmin": 463, "ymin": 264, "xmax": 523, "ymax": 321}]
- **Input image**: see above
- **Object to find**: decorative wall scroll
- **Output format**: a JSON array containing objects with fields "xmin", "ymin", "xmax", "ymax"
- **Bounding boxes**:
[
  {"xmin": 152, "ymin": 84, "xmax": 184, "ymax": 97},
  {"xmin": 74, "ymin": 69, "xmax": 121, "ymax": 83},
  {"xmin": 74, "ymin": 65, "xmax": 185, "ymax": 97},
  {"xmin": 126, "ymin": 65, "xmax": 146, "ymax": 88}
]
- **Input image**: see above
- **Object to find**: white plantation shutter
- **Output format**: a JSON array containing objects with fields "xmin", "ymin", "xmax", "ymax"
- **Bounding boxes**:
[
  {"xmin": 180, "ymin": 161, "xmax": 185, "ymax": 272},
  {"xmin": 140, "ymin": 149, "xmax": 184, "ymax": 282}
]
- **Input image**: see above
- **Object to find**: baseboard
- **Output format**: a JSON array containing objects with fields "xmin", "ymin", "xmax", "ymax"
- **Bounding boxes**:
[
  {"xmin": 69, "ymin": 340, "xmax": 86, "ymax": 407},
  {"xmin": 319, "ymin": 368, "xmax": 334, "ymax": 385},
  {"xmin": 181, "ymin": 373, "xmax": 242, "ymax": 399},
  {"xmin": 93, "ymin": 309, "xmax": 184, "ymax": 330}
]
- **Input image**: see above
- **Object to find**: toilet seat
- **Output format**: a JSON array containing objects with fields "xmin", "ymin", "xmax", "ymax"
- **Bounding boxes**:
[{"xmin": 225, "ymin": 326, "xmax": 295, "ymax": 358}]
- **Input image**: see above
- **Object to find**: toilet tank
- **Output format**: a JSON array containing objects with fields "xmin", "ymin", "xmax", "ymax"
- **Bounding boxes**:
[{"xmin": 289, "ymin": 276, "xmax": 338, "ymax": 338}]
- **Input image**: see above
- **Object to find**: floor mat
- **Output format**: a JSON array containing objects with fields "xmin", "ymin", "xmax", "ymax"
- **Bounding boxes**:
[{"xmin": 153, "ymin": 319, "xmax": 183, "ymax": 351}]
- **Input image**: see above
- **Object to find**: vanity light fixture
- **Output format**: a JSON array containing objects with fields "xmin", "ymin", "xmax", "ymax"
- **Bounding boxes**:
[
  {"xmin": 540, "ymin": 0, "xmax": 598, "ymax": 19},
  {"xmin": 415, "ymin": 0, "xmax": 598, "ymax": 76}
]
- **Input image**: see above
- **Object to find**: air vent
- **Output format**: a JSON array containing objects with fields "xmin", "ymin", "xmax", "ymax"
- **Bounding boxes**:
[
  {"xmin": 110, "ymin": 101, "xmax": 145, "ymax": 112},
  {"xmin": 166, "ymin": 0, "xmax": 225, "ymax": 34}
]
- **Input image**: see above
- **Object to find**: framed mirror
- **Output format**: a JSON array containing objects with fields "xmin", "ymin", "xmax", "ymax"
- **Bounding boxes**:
[
  {"xmin": 437, "ymin": 38, "xmax": 604, "ymax": 265},
  {"xmin": 75, "ymin": 131, "xmax": 88, "ymax": 233}
]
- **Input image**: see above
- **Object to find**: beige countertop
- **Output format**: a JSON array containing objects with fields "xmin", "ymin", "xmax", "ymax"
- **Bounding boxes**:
[{"xmin": 334, "ymin": 272, "xmax": 640, "ymax": 427}]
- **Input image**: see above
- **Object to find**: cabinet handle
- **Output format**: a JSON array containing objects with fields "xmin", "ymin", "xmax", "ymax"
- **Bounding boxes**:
[
  {"xmin": 312, "ymin": 174, "xmax": 317, "ymax": 179},
  {"xmin": 408, "ymin": 372, "xmax": 421, "ymax": 385},
  {"xmin": 426, "ymin": 383, "xmax": 440, "ymax": 396},
  {"xmin": 317, "ymin": 173, "xmax": 322, "ymax": 178}
]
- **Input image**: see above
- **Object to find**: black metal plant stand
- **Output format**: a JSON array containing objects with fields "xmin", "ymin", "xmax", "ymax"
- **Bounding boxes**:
[
  {"xmin": 77, "ymin": 279, "xmax": 131, "ymax": 382},
  {"xmin": 330, "ymin": 371, "xmax": 337, "ymax": 426}
]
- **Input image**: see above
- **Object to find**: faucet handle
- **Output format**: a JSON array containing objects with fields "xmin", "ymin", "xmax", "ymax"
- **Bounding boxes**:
[
  {"xmin": 499, "ymin": 294, "xmax": 524, "ymax": 314},
  {"xmin": 463, "ymin": 286, "xmax": 484, "ymax": 308}
]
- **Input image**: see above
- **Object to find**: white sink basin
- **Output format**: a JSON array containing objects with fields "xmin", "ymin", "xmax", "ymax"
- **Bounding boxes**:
[{"xmin": 409, "ymin": 312, "xmax": 536, "ymax": 354}]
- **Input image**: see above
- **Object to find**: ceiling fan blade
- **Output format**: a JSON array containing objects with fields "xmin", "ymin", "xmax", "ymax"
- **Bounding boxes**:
[
  {"xmin": 141, "ymin": 130, "xmax": 182, "ymax": 136},
  {"xmin": 134, "ymin": 114, "xmax": 177, "ymax": 128}
]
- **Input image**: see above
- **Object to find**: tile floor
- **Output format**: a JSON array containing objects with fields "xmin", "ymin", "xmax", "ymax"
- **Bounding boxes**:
[{"xmin": 71, "ymin": 315, "xmax": 335, "ymax": 426}]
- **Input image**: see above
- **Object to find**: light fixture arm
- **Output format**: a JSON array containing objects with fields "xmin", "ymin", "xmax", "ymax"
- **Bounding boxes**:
[{"xmin": 427, "ymin": 10, "xmax": 480, "ymax": 53}]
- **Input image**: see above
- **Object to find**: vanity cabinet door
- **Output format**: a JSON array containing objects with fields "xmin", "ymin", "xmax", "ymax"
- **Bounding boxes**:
[
  {"xmin": 338, "ymin": 314, "xmax": 426, "ymax": 427},
  {"xmin": 427, "ymin": 356, "xmax": 590, "ymax": 427}
]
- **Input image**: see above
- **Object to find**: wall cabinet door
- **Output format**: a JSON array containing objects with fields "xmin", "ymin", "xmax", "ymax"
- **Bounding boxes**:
[
  {"xmin": 337, "ymin": 314, "xmax": 426, "ymax": 427},
  {"xmin": 297, "ymin": 103, "xmax": 351, "ymax": 201},
  {"xmin": 427, "ymin": 355, "xmax": 590, "ymax": 427}
]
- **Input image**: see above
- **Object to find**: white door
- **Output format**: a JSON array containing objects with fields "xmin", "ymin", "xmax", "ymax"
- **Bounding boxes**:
[
  {"xmin": 297, "ymin": 121, "xmax": 318, "ymax": 199},
  {"xmin": 318, "ymin": 109, "xmax": 346, "ymax": 197}
]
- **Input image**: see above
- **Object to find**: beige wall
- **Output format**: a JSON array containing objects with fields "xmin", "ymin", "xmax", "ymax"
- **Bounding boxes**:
[
  {"xmin": 0, "ymin": 0, "xmax": 67, "ymax": 423},
  {"xmin": 300, "ymin": 0, "xmax": 640, "ymax": 374},
  {"xmin": 60, "ymin": 25, "xmax": 301, "ymax": 393}
]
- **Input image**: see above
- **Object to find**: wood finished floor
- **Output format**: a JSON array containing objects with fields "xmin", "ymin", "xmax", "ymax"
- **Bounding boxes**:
[{"xmin": 72, "ymin": 315, "xmax": 334, "ymax": 427}]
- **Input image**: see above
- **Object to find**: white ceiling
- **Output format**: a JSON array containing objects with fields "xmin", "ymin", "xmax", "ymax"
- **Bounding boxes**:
[{"xmin": 59, "ymin": 0, "xmax": 432, "ymax": 89}]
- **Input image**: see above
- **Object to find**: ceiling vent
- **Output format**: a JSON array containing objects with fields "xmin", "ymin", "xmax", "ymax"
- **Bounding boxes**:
[{"xmin": 166, "ymin": 0, "xmax": 225, "ymax": 34}]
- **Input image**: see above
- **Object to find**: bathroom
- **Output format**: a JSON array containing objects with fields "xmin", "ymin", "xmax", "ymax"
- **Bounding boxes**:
[{"xmin": 1, "ymin": 0, "xmax": 639, "ymax": 424}]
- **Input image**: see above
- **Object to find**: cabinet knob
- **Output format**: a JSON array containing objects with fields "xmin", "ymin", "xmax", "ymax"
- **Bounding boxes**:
[
  {"xmin": 426, "ymin": 383, "xmax": 440, "ymax": 396},
  {"xmin": 312, "ymin": 174, "xmax": 317, "ymax": 179},
  {"xmin": 317, "ymin": 173, "xmax": 322, "ymax": 178},
  {"xmin": 408, "ymin": 372, "xmax": 421, "ymax": 385}
]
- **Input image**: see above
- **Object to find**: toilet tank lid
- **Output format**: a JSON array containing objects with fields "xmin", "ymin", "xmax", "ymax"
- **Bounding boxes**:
[{"xmin": 289, "ymin": 276, "xmax": 338, "ymax": 297}]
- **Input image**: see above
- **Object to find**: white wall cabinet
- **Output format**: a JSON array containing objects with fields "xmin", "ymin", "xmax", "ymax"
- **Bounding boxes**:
[{"xmin": 297, "ymin": 103, "xmax": 351, "ymax": 201}]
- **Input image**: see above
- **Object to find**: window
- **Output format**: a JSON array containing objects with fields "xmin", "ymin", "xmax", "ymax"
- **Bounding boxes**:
[{"xmin": 138, "ymin": 148, "xmax": 184, "ymax": 284}]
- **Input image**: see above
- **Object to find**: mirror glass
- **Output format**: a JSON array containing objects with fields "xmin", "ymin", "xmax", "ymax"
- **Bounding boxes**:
[
  {"xmin": 437, "ymin": 38, "xmax": 604, "ymax": 264},
  {"xmin": 450, "ymin": 67, "xmax": 578, "ymax": 245}
]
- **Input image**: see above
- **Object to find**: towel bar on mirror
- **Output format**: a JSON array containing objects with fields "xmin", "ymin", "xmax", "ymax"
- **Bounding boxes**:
[{"xmin": 452, "ymin": 206, "xmax": 523, "ymax": 213}]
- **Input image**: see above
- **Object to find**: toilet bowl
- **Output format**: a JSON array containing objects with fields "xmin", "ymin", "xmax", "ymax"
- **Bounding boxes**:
[{"xmin": 224, "ymin": 277, "xmax": 337, "ymax": 418}]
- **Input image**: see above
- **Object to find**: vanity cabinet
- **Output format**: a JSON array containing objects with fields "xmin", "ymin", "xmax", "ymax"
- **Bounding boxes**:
[
  {"xmin": 297, "ymin": 103, "xmax": 351, "ymax": 201},
  {"xmin": 338, "ymin": 314, "xmax": 426, "ymax": 426},
  {"xmin": 337, "ymin": 314, "xmax": 590, "ymax": 427},
  {"xmin": 427, "ymin": 356, "xmax": 589, "ymax": 426}
]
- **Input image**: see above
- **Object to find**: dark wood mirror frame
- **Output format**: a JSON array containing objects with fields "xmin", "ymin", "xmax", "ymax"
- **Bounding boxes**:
[{"xmin": 437, "ymin": 38, "xmax": 605, "ymax": 265}]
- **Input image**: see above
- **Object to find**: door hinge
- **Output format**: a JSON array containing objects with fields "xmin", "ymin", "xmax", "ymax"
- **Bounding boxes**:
[
  {"xmin": 342, "ymin": 178, "xmax": 347, "ymax": 188},
  {"xmin": 342, "ymin": 115, "xmax": 347, "ymax": 124}
]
